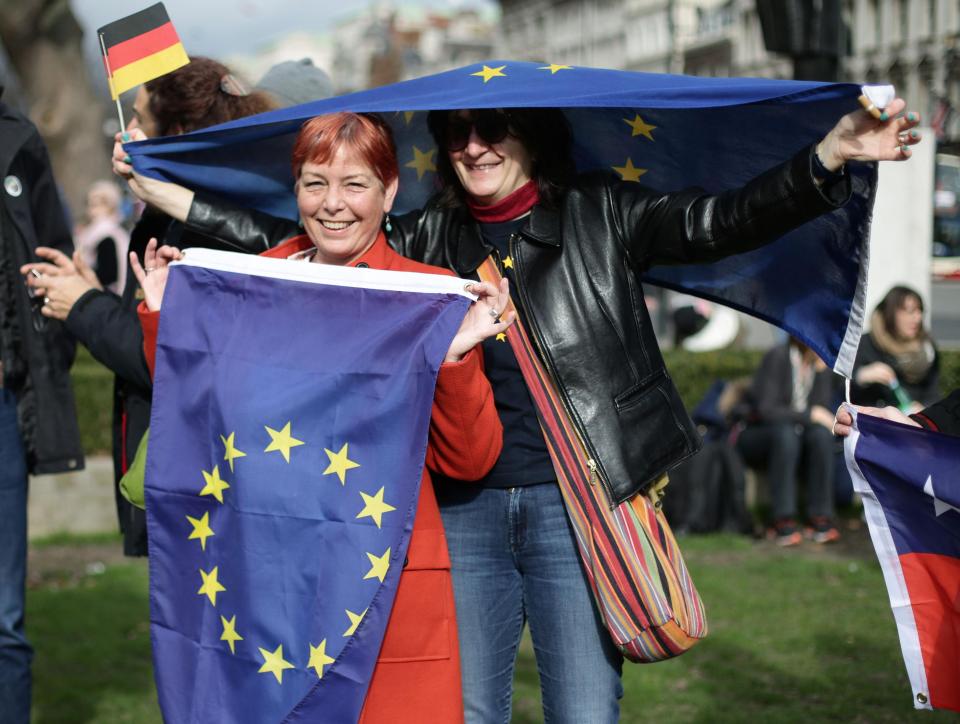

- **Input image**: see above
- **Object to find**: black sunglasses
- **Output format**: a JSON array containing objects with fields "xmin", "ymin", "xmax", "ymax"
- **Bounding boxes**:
[{"xmin": 442, "ymin": 110, "xmax": 512, "ymax": 151}]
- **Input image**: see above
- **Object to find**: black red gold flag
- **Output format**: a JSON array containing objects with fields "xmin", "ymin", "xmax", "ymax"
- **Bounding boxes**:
[{"xmin": 97, "ymin": 3, "xmax": 189, "ymax": 100}]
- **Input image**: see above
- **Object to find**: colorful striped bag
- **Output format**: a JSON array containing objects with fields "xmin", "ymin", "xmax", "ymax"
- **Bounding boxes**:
[{"xmin": 478, "ymin": 257, "xmax": 707, "ymax": 662}]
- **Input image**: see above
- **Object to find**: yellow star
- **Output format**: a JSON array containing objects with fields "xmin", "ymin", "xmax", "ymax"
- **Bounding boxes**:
[
  {"xmin": 624, "ymin": 113, "xmax": 656, "ymax": 141},
  {"xmin": 308, "ymin": 639, "xmax": 336, "ymax": 679},
  {"xmin": 471, "ymin": 64, "xmax": 506, "ymax": 83},
  {"xmin": 502, "ymin": 256, "xmax": 514, "ymax": 269},
  {"xmin": 612, "ymin": 158, "xmax": 647, "ymax": 182},
  {"xmin": 403, "ymin": 111, "xmax": 415, "ymax": 125},
  {"xmin": 405, "ymin": 146, "xmax": 436, "ymax": 181},
  {"xmin": 197, "ymin": 566, "xmax": 226, "ymax": 606},
  {"xmin": 538, "ymin": 63, "xmax": 572, "ymax": 74},
  {"xmin": 343, "ymin": 608, "xmax": 366, "ymax": 637},
  {"xmin": 186, "ymin": 511, "xmax": 215, "ymax": 551},
  {"xmin": 220, "ymin": 614, "xmax": 243, "ymax": 654},
  {"xmin": 363, "ymin": 547, "xmax": 391, "ymax": 583},
  {"xmin": 199, "ymin": 465, "xmax": 230, "ymax": 504},
  {"xmin": 257, "ymin": 644, "xmax": 295, "ymax": 684},
  {"xmin": 264, "ymin": 421, "xmax": 305, "ymax": 463},
  {"xmin": 496, "ymin": 332, "xmax": 507, "ymax": 342},
  {"xmin": 324, "ymin": 443, "xmax": 360, "ymax": 485},
  {"xmin": 356, "ymin": 487, "xmax": 396, "ymax": 529},
  {"xmin": 220, "ymin": 432, "xmax": 246, "ymax": 473}
]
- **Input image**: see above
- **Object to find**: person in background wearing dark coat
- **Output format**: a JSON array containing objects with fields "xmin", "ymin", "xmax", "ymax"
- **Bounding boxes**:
[
  {"xmin": 1, "ymin": 90, "xmax": 84, "ymax": 724},
  {"xmin": 20, "ymin": 58, "xmax": 274, "ymax": 557},
  {"xmin": 737, "ymin": 338, "xmax": 840, "ymax": 546},
  {"xmin": 852, "ymin": 285, "xmax": 939, "ymax": 413}
]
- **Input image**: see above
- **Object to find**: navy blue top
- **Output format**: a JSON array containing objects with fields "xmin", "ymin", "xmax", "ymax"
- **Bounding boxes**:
[{"xmin": 475, "ymin": 218, "xmax": 556, "ymax": 487}]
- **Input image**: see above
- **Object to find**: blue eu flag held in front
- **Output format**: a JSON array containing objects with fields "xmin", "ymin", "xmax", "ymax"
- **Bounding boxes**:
[{"xmin": 144, "ymin": 249, "xmax": 472, "ymax": 723}]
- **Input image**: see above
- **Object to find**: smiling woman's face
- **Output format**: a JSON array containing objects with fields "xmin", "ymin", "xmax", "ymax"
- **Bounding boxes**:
[
  {"xmin": 446, "ymin": 110, "xmax": 534, "ymax": 205},
  {"xmin": 296, "ymin": 144, "xmax": 397, "ymax": 266}
]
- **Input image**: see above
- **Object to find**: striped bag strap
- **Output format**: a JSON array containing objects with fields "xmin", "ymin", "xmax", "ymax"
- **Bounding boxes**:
[{"xmin": 476, "ymin": 255, "xmax": 707, "ymax": 661}]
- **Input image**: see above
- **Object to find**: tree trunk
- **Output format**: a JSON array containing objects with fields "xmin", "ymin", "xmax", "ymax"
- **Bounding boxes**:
[{"xmin": 0, "ymin": 0, "xmax": 110, "ymax": 221}]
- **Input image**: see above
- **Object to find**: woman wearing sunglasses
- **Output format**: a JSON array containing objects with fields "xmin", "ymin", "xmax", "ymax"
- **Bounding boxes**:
[{"xmin": 114, "ymin": 100, "xmax": 920, "ymax": 722}]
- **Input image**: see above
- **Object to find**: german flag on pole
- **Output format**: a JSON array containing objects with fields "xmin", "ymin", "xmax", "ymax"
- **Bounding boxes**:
[{"xmin": 98, "ymin": 3, "xmax": 189, "ymax": 100}]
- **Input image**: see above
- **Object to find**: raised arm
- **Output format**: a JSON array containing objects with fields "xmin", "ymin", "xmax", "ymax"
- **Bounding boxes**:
[
  {"xmin": 619, "ymin": 97, "xmax": 921, "ymax": 269},
  {"xmin": 113, "ymin": 129, "xmax": 297, "ymax": 252}
]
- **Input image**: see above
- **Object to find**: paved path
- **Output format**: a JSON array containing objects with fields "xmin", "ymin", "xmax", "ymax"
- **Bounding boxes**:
[{"xmin": 28, "ymin": 455, "xmax": 118, "ymax": 540}]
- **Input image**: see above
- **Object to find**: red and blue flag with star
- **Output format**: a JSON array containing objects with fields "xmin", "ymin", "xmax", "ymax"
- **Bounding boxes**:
[
  {"xmin": 124, "ymin": 60, "xmax": 886, "ymax": 376},
  {"xmin": 845, "ymin": 409, "xmax": 960, "ymax": 712},
  {"xmin": 144, "ymin": 248, "xmax": 472, "ymax": 722}
]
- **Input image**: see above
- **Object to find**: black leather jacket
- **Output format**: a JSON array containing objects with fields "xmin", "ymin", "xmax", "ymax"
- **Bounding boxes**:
[{"xmin": 187, "ymin": 144, "xmax": 850, "ymax": 505}]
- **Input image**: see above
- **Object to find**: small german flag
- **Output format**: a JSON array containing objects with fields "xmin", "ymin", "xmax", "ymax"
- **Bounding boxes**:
[{"xmin": 98, "ymin": 3, "xmax": 189, "ymax": 100}]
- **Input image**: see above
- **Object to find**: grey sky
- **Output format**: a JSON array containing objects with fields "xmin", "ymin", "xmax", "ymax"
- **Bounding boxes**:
[{"xmin": 72, "ymin": 0, "xmax": 495, "ymax": 62}]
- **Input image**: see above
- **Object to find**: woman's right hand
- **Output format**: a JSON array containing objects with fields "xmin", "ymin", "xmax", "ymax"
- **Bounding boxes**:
[
  {"xmin": 833, "ymin": 403, "xmax": 920, "ymax": 437},
  {"xmin": 855, "ymin": 361, "xmax": 897, "ymax": 386},
  {"xmin": 129, "ymin": 238, "xmax": 183, "ymax": 312}
]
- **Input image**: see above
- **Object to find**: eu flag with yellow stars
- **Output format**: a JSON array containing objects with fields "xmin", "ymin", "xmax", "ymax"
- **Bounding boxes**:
[
  {"xmin": 126, "ymin": 60, "xmax": 887, "ymax": 376},
  {"xmin": 144, "ymin": 248, "xmax": 472, "ymax": 723}
]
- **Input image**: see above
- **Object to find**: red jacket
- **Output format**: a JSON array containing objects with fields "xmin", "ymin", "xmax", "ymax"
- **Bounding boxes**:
[{"xmin": 139, "ymin": 233, "xmax": 502, "ymax": 723}]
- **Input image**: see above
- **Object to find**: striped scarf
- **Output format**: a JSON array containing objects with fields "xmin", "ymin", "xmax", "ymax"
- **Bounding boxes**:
[{"xmin": 477, "ymin": 256, "xmax": 707, "ymax": 662}]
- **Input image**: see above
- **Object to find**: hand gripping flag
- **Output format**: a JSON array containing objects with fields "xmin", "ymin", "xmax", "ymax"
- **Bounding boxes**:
[
  {"xmin": 844, "ymin": 409, "xmax": 960, "ymax": 712},
  {"xmin": 125, "ymin": 61, "xmax": 885, "ymax": 375},
  {"xmin": 97, "ymin": 3, "xmax": 189, "ymax": 100},
  {"xmin": 144, "ymin": 249, "xmax": 472, "ymax": 723}
]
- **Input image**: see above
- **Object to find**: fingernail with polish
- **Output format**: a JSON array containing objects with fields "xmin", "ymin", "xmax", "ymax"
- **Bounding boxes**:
[
  {"xmin": 910, "ymin": 129, "xmax": 919, "ymax": 139},
  {"xmin": 879, "ymin": 111, "xmax": 889, "ymax": 121},
  {"xmin": 121, "ymin": 132, "xmax": 131, "ymax": 142},
  {"xmin": 123, "ymin": 155, "xmax": 132, "ymax": 164},
  {"xmin": 907, "ymin": 112, "xmax": 917, "ymax": 122}
]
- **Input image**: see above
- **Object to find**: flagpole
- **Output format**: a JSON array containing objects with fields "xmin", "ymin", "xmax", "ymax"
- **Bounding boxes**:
[{"xmin": 98, "ymin": 31, "xmax": 126, "ymax": 131}]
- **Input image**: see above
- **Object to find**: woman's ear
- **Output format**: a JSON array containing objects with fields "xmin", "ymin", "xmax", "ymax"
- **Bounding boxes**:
[{"xmin": 382, "ymin": 176, "xmax": 399, "ymax": 214}]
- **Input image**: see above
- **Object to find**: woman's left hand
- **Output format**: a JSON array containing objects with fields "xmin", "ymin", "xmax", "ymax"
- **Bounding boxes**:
[
  {"xmin": 21, "ymin": 247, "xmax": 102, "ymax": 320},
  {"xmin": 445, "ymin": 278, "xmax": 516, "ymax": 363},
  {"xmin": 817, "ymin": 97, "xmax": 922, "ymax": 171}
]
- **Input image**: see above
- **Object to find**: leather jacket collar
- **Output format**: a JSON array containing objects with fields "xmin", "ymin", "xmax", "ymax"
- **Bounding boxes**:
[{"xmin": 452, "ymin": 202, "xmax": 562, "ymax": 275}]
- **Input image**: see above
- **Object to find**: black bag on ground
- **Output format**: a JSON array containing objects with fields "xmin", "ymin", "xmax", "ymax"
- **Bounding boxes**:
[{"xmin": 663, "ymin": 380, "xmax": 752, "ymax": 534}]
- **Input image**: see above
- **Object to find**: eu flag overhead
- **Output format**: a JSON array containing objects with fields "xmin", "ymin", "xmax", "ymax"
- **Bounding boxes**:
[
  {"xmin": 144, "ymin": 248, "xmax": 472, "ymax": 723},
  {"xmin": 845, "ymin": 410, "xmax": 960, "ymax": 713},
  {"xmin": 125, "ymin": 61, "xmax": 884, "ymax": 374}
]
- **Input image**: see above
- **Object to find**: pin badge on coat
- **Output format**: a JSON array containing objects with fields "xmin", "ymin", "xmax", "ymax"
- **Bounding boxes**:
[{"xmin": 4, "ymin": 175, "xmax": 22, "ymax": 197}]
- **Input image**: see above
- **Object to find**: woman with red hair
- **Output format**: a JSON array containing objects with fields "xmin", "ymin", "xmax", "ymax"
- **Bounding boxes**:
[{"xmin": 131, "ymin": 112, "xmax": 509, "ymax": 723}]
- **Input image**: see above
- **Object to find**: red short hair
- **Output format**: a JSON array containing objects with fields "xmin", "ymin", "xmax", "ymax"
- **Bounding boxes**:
[{"xmin": 291, "ymin": 113, "xmax": 398, "ymax": 188}]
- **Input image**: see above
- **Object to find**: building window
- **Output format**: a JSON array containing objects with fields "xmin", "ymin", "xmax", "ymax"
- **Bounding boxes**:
[{"xmin": 870, "ymin": 0, "xmax": 882, "ymax": 47}]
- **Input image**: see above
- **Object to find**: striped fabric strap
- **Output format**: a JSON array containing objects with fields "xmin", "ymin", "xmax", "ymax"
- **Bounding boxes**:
[{"xmin": 476, "ymin": 256, "xmax": 677, "ymax": 638}]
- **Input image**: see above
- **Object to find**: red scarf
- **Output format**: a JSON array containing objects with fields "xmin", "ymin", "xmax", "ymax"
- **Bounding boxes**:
[{"xmin": 466, "ymin": 180, "xmax": 539, "ymax": 222}]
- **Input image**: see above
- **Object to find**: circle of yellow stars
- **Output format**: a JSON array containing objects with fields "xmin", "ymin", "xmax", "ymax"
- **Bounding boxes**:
[{"xmin": 181, "ymin": 423, "xmax": 397, "ymax": 685}]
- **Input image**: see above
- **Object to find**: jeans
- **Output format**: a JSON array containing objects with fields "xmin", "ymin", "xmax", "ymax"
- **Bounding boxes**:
[
  {"xmin": 737, "ymin": 421, "xmax": 835, "ymax": 521},
  {"xmin": 0, "ymin": 388, "xmax": 31, "ymax": 724},
  {"xmin": 436, "ymin": 481, "xmax": 623, "ymax": 724}
]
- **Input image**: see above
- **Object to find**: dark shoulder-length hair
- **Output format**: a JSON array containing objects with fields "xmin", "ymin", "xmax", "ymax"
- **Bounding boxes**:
[
  {"xmin": 876, "ymin": 285, "xmax": 926, "ymax": 340},
  {"xmin": 145, "ymin": 56, "xmax": 275, "ymax": 137},
  {"xmin": 426, "ymin": 108, "xmax": 575, "ymax": 209}
]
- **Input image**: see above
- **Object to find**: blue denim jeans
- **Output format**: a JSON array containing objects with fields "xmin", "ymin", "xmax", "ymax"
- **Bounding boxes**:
[
  {"xmin": 0, "ymin": 388, "xmax": 31, "ymax": 724},
  {"xmin": 436, "ymin": 481, "xmax": 623, "ymax": 724}
]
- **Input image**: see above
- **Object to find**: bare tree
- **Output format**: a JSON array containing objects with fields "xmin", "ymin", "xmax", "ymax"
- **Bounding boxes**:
[{"xmin": 0, "ymin": 0, "xmax": 110, "ymax": 219}]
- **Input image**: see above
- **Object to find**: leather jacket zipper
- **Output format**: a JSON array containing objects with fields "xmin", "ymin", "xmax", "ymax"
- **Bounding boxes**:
[{"xmin": 508, "ymin": 234, "xmax": 618, "ymax": 507}]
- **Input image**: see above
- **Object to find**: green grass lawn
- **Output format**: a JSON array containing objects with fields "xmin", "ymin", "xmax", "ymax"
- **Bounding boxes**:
[{"xmin": 26, "ymin": 533, "xmax": 959, "ymax": 723}]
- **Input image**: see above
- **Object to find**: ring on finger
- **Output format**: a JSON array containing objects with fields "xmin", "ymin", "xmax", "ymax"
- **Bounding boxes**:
[
  {"xmin": 43, "ymin": 296, "xmax": 50, "ymax": 305},
  {"xmin": 145, "ymin": 267, "xmax": 156, "ymax": 273},
  {"xmin": 488, "ymin": 307, "xmax": 499, "ymax": 319}
]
